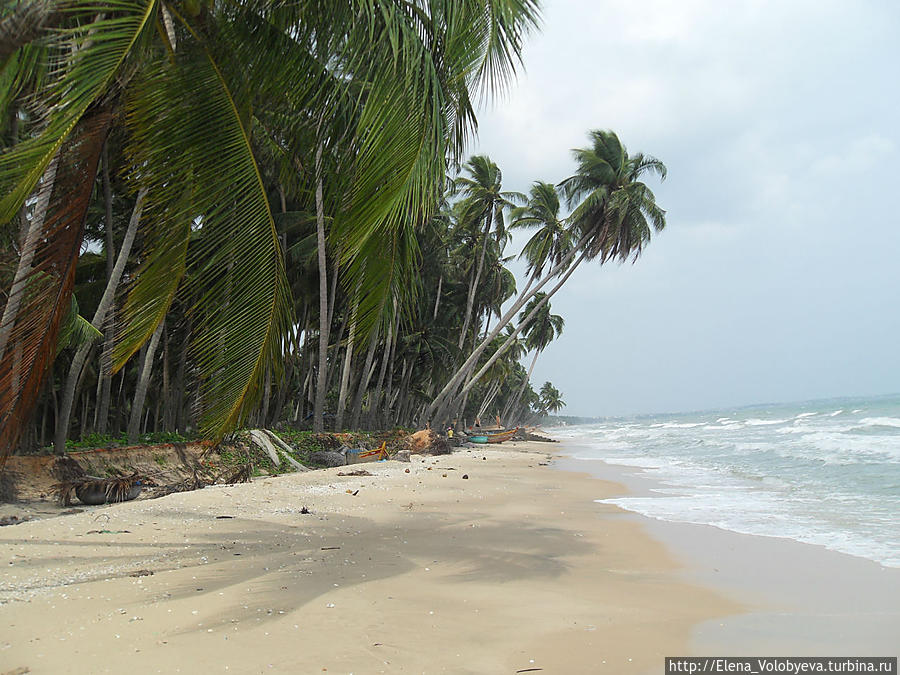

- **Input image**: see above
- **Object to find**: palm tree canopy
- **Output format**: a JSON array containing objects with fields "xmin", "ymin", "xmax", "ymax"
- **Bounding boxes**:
[
  {"xmin": 539, "ymin": 380, "xmax": 564, "ymax": 413},
  {"xmin": 520, "ymin": 292, "xmax": 563, "ymax": 353},
  {"xmin": 559, "ymin": 129, "xmax": 666, "ymax": 264},
  {"xmin": 454, "ymin": 154, "xmax": 524, "ymax": 249},
  {"xmin": 510, "ymin": 180, "xmax": 573, "ymax": 277}
]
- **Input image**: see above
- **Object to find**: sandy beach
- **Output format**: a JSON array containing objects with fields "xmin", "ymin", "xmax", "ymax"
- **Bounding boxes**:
[
  {"xmin": 0, "ymin": 441, "xmax": 737, "ymax": 674},
  {"xmin": 1, "ymin": 440, "xmax": 896, "ymax": 674}
]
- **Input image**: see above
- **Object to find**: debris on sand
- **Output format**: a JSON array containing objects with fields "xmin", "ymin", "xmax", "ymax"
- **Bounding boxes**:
[
  {"xmin": 401, "ymin": 429, "xmax": 451, "ymax": 456},
  {"xmin": 0, "ymin": 514, "xmax": 32, "ymax": 526},
  {"xmin": 310, "ymin": 450, "xmax": 347, "ymax": 468},
  {"xmin": 52, "ymin": 472, "xmax": 145, "ymax": 507}
]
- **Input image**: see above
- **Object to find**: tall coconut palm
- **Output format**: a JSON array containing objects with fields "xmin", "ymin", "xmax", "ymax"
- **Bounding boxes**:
[
  {"xmin": 453, "ymin": 155, "xmax": 523, "ymax": 350},
  {"xmin": 560, "ymin": 129, "xmax": 667, "ymax": 264},
  {"xmin": 430, "ymin": 130, "xmax": 666, "ymax": 424}
]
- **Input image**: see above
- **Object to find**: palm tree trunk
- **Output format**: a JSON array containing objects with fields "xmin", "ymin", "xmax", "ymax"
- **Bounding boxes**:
[
  {"xmin": 396, "ymin": 340, "xmax": 419, "ymax": 425},
  {"xmin": 174, "ymin": 316, "xmax": 190, "ymax": 433},
  {"xmin": 113, "ymin": 366, "xmax": 126, "ymax": 434},
  {"xmin": 271, "ymin": 312, "xmax": 304, "ymax": 427},
  {"xmin": 349, "ymin": 324, "xmax": 380, "ymax": 429},
  {"xmin": 432, "ymin": 273, "xmax": 443, "ymax": 321},
  {"xmin": 367, "ymin": 316, "xmax": 392, "ymax": 428},
  {"xmin": 324, "ymin": 303, "xmax": 349, "ymax": 400},
  {"xmin": 454, "ymin": 249, "xmax": 587, "ymax": 406},
  {"xmin": 127, "ymin": 318, "xmax": 164, "ymax": 444},
  {"xmin": 40, "ymin": 397, "xmax": 47, "ymax": 448},
  {"xmin": 502, "ymin": 350, "xmax": 540, "ymax": 424},
  {"xmin": 426, "ymin": 228, "xmax": 594, "ymax": 421},
  {"xmin": 80, "ymin": 383, "xmax": 90, "ymax": 437},
  {"xmin": 457, "ymin": 210, "xmax": 492, "ymax": 350},
  {"xmin": 161, "ymin": 4, "xmax": 176, "ymax": 49},
  {"xmin": 53, "ymin": 189, "xmax": 146, "ymax": 454},
  {"xmin": 334, "ymin": 300, "xmax": 357, "ymax": 431},
  {"xmin": 312, "ymin": 142, "xmax": 329, "ymax": 433},
  {"xmin": 383, "ymin": 312, "xmax": 400, "ymax": 425},
  {"xmin": 327, "ymin": 259, "xmax": 340, "ymax": 339},
  {"xmin": 477, "ymin": 381, "xmax": 501, "ymax": 421},
  {"xmin": 161, "ymin": 326, "xmax": 171, "ymax": 430},
  {"xmin": 97, "ymin": 141, "xmax": 115, "ymax": 434},
  {"xmin": 0, "ymin": 155, "xmax": 59, "ymax": 362},
  {"xmin": 259, "ymin": 368, "xmax": 271, "ymax": 427}
]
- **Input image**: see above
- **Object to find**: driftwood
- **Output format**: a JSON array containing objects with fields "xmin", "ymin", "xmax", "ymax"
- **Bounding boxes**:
[
  {"xmin": 248, "ymin": 429, "xmax": 281, "ymax": 466},
  {"xmin": 247, "ymin": 429, "xmax": 310, "ymax": 472}
]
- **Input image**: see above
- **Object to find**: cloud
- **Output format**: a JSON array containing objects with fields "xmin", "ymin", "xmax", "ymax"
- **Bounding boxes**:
[
  {"xmin": 470, "ymin": 0, "xmax": 900, "ymax": 416},
  {"xmin": 812, "ymin": 134, "xmax": 896, "ymax": 176}
]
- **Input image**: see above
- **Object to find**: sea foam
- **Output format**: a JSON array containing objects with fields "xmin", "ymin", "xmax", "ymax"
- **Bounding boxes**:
[{"xmin": 553, "ymin": 395, "xmax": 900, "ymax": 568}]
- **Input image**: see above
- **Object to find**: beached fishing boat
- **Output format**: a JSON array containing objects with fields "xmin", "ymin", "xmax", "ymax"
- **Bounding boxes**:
[
  {"xmin": 468, "ymin": 435, "xmax": 489, "ymax": 444},
  {"xmin": 485, "ymin": 428, "xmax": 519, "ymax": 443}
]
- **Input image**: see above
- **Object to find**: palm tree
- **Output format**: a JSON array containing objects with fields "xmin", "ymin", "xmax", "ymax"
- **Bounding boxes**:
[
  {"xmin": 0, "ymin": 0, "xmax": 541, "ymax": 459},
  {"xmin": 510, "ymin": 181, "xmax": 573, "ymax": 278},
  {"xmin": 453, "ymin": 155, "xmax": 523, "ymax": 350},
  {"xmin": 430, "ymin": 130, "xmax": 666, "ymax": 425},
  {"xmin": 539, "ymin": 381, "xmax": 564, "ymax": 415},
  {"xmin": 501, "ymin": 293, "xmax": 563, "ymax": 423},
  {"xmin": 560, "ymin": 129, "xmax": 667, "ymax": 264}
]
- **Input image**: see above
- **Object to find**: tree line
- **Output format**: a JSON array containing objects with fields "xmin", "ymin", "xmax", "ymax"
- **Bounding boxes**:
[{"xmin": 0, "ymin": 0, "xmax": 665, "ymax": 459}]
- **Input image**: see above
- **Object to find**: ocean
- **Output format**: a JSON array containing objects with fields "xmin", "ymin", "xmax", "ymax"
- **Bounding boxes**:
[{"xmin": 549, "ymin": 394, "xmax": 900, "ymax": 568}]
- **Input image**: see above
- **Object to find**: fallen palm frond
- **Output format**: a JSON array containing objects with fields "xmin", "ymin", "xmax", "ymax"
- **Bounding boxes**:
[{"xmin": 216, "ymin": 463, "xmax": 252, "ymax": 485}]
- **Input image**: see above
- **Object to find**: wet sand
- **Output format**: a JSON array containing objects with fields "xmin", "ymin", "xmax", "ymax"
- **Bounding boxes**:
[{"xmin": 555, "ymin": 454, "xmax": 900, "ymax": 658}]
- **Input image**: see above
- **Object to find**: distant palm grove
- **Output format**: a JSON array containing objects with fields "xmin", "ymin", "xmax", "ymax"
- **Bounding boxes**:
[{"xmin": 0, "ymin": 0, "xmax": 666, "ymax": 459}]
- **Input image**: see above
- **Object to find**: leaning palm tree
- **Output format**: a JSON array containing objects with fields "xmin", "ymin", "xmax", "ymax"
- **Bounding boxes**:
[
  {"xmin": 429, "ymin": 129, "xmax": 666, "ymax": 425},
  {"xmin": 501, "ymin": 293, "xmax": 562, "ymax": 423},
  {"xmin": 509, "ymin": 181, "xmax": 573, "ymax": 278},
  {"xmin": 560, "ymin": 129, "xmax": 667, "ymax": 264},
  {"xmin": 0, "ymin": 0, "xmax": 541, "ymax": 460}
]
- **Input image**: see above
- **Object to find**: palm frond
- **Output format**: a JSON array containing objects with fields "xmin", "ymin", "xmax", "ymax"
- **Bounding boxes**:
[
  {"xmin": 0, "ymin": 111, "xmax": 110, "ymax": 464},
  {"xmin": 0, "ymin": 0, "xmax": 159, "ymax": 225},
  {"xmin": 57, "ymin": 294, "xmax": 102, "ymax": 354},
  {"xmin": 114, "ymin": 23, "xmax": 291, "ymax": 438}
]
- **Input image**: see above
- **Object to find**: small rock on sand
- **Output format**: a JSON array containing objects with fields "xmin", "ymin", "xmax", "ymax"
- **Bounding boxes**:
[{"xmin": 309, "ymin": 451, "xmax": 347, "ymax": 468}]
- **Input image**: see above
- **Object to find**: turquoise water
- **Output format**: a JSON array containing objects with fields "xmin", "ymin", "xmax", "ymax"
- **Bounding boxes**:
[{"xmin": 549, "ymin": 394, "xmax": 900, "ymax": 568}]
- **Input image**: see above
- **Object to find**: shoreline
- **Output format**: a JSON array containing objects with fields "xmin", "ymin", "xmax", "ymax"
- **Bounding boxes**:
[
  {"xmin": 0, "ymin": 440, "xmax": 738, "ymax": 674},
  {"xmin": 553, "ymin": 449, "xmax": 900, "ymax": 656}
]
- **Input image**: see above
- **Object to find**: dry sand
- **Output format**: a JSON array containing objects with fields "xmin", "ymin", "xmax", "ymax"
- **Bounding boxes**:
[{"xmin": 0, "ymin": 441, "xmax": 739, "ymax": 674}]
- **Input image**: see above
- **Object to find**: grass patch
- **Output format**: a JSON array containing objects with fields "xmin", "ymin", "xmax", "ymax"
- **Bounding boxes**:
[{"xmin": 65, "ymin": 431, "xmax": 195, "ymax": 452}]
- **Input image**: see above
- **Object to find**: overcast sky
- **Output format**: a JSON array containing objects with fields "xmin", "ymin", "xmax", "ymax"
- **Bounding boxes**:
[{"xmin": 469, "ymin": 0, "xmax": 900, "ymax": 417}]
